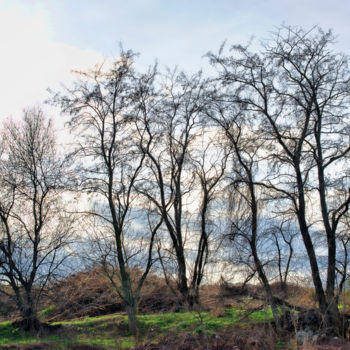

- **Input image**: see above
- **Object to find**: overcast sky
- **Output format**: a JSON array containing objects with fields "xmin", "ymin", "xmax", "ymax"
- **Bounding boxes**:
[{"xmin": 1, "ymin": 0, "xmax": 350, "ymax": 122}]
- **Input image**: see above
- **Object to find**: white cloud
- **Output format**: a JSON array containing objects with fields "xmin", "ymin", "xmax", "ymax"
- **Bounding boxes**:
[{"xmin": 0, "ymin": 1, "xmax": 104, "ymax": 125}]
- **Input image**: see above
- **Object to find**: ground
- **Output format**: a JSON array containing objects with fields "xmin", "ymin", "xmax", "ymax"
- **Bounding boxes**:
[{"xmin": 1, "ymin": 270, "xmax": 350, "ymax": 349}]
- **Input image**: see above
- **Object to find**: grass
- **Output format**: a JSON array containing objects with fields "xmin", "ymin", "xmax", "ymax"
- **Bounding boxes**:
[
  {"xmin": 39, "ymin": 304, "xmax": 57, "ymax": 318},
  {"xmin": 0, "ymin": 306, "xmax": 275, "ymax": 349},
  {"xmin": 0, "ymin": 321, "xmax": 40, "ymax": 345}
]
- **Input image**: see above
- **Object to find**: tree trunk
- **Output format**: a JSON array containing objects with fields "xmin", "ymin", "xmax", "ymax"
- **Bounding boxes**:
[
  {"xmin": 187, "ymin": 286, "xmax": 200, "ymax": 310},
  {"xmin": 251, "ymin": 245, "xmax": 280, "ymax": 326},
  {"xmin": 20, "ymin": 292, "xmax": 40, "ymax": 332},
  {"xmin": 119, "ymin": 269, "xmax": 139, "ymax": 337},
  {"xmin": 22, "ymin": 310, "xmax": 40, "ymax": 332},
  {"xmin": 176, "ymin": 246, "xmax": 189, "ymax": 308},
  {"xmin": 294, "ymin": 167, "xmax": 334, "ymax": 328},
  {"xmin": 325, "ymin": 300, "xmax": 341, "ymax": 336},
  {"xmin": 126, "ymin": 303, "xmax": 138, "ymax": 338}
]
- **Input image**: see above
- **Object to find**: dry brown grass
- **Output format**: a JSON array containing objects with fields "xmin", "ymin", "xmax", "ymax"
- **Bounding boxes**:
[
  {"xmin": 36, "ymin": 269, "xmax": 342, "ymax": 323},
  {"xmin": 285, "ymin": 284, "xmax": 318, "ymax": 310},
  {"xmin": 41, "ymin": 268, "xmax": 178, "ymax": 321},
  {"xmin": 299, "ymin": 339, "xmax": 350, "ymax": 350},
  {"xmin": 43, "ymin": 268, "xmax": 124, "ymax": 320},
  {"xmin": 131, "ymin": 326, "xmax": 281, "ymax": 350}
]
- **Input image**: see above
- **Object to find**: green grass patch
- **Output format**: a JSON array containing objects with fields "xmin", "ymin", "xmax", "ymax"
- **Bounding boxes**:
[
  {"xmin": 138, "ymin": 306, "xmax": 271, "ymax": 334},
  {"xmin": 248, "ymin": 308, "xmax": 274, "ymax": 322},
  {"xmin": 0, "ymin": 321, "xmax": 42, "ymax": 345},
  {"xmin": 0, "ymin": 306, "xmax": 275, "ymax": 349},
  {"xmin": 39, "ymin": 304, "xmax": 57, "ymax": 318}
]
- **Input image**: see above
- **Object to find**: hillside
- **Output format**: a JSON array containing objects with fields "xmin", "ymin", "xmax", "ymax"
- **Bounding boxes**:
[{"xmin": 1, "ymin": 268, "xmax": 350, "ymax": 349}]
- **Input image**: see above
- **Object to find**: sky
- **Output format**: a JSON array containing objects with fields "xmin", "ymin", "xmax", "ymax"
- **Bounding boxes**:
[{"xmin": 1, "ymin": 0, "xmax": 350, "ymax": 125}]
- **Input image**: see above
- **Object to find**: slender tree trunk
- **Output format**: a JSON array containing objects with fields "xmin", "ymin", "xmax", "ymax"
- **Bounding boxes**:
[
  {"xmin": 176, "ymin": 248, "xmax": 189, "ymax": 308},
  {"xmin": 294, "ymin": 166, "xmax": 330, "ymax": 314},
  {"xmin": 21, "ymin": 290, "xmax": 40, "ymax": 332},
  {"xmin": 120, "ymin": 273, "xmax": 139, "ymax": 337},
  {"xmin": 187, "ymin": 285, "xmax": 201, "ymax": 310},
  {"xmin": 336, "ymin": 240, "xmax": 348, "ymax": 306},
  {"xmin": 188, "ymin": 186, "xmax": 210, "ymax": 310},
  {"xmin": 316, "ymin": 162, "xmax": 340, "ymax": 334},
  {"xmin": 251, "ymin": 243, "xmax": 279, "ymax": 324},
  {"xmin": 296, "ymin": 203, "xmax": 340, "ymax": 334},
  {"xmin": 126, "ymin": 303, "xmax": 138, "ymax": 338},
  {"xmin": 248, "ymin": 180, "xmax": 280, "ymax": 326}
]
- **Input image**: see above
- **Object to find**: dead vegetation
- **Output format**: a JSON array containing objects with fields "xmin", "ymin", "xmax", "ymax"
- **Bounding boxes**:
[
  {"xmin": 1, "ymin": 268, "xmax": 350, "ymax": 349},
  {"xmin": 37, "ymin": 268, "xmax": 318, "ymax": 322},
  {"xmin": 38, "ymin": 268, "xmax": 178, "ymax": 321}
]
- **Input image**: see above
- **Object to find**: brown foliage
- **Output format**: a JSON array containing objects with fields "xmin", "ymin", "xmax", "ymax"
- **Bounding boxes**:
[
  {"xmin": 44, "ymin": 268, "xmax": 124, "ymax": 320},
  {"xmin": 42, "ymin": 268, "xmax": 178, "ymax": 320},
  {"xmin": 34, "ymin": 268, "xmax": 334, "ymax": 323}
]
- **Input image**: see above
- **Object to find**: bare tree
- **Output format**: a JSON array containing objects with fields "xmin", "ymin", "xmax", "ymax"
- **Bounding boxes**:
[
  {"xmin": 135, "ymin": 70, "xmax": 225, "ymax": 308},
  {"xmin": 208, "ymin": 25, "xmax": 350, "ymax": 334},
  {"xmin": 51, "ymin": 52, "xmax": 162, "ymax": 336},
  {"xmin": 205, "ymin": 99, "xmax": 280, "ymax": 324},
  {"xmin": 0, "ymin": 108, "xmax": 74, "ymax": 331},
  {"xmin": 335, "ymin": 211, "xmax": 350, "ymax": 304},
  {"xmin": 187, "ymin": 134, "xmax": 228, "ymax": 306},
  {"xmin": 267, "ymin": 218, "xmax": 297, "ymax": 294}
]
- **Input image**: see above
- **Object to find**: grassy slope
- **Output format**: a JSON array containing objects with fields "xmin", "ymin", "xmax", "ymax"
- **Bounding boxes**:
[{"xmin": 0, "ymin": 307, "xmax": 274, "ymax": 349}]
